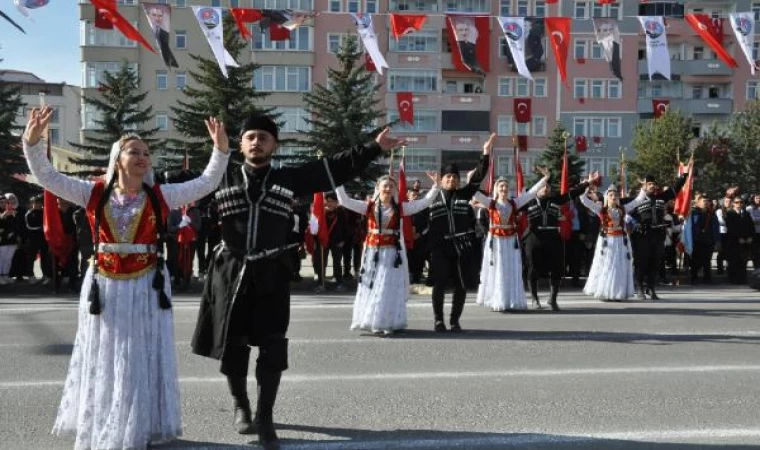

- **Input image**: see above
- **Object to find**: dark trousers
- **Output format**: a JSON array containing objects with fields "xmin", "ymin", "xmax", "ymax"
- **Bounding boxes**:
[
  {"xmin": 195, "ymin": 234, "xmax": 209, "ymax": 274},
  {"xmin": 690, "ymin": 241, "xmax": 714, "ymax": 281},
  {"xmin": 342, "ymin": 241, "xmax": 354, "ymax": 276},
  {"xmin": 753, "ymin": 234, "xmax": 760, "ymax": 269},
  {"xmin": 727, "ymin": 243, "xmax": 749, "ymax": 284},
  {"xmin": 430, "ymin": 251, "xmax": 466, "ymax": 325},
  {"xmin": 407, "ymin": 238, "xmax": 427, "ymax": 283},
  {"xmin": 633, "ymin": 231, "xmax": 665, "ymax": 291},
  {"xmin": 565, "ymin": 232, "xmax": 582, "ymax": 284},
  {"xmin": 24, "ymin": 237, "xmax": 51, "ymax": 277},
  {"xmin": 313, "ymin": 242, "xmax": 343, "ymax": 284},
  {"xmin": 523, "ymin": 232, "xmax": 564, "ymax": 299}
]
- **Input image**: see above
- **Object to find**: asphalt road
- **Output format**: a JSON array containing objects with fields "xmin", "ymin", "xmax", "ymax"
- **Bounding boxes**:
[{"xmin": 2, "ymin": 285, "xmax": 760, "ymax": 449}]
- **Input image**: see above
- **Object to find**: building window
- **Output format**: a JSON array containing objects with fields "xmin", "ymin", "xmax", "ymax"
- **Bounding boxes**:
[
  {"xmin": 81, "ymin": 20, "xmax": 138, "ymax": 47},
  {"xmin": 389, "ymin": 109, "xmax": 438, "ymax": 132},
  {"xmin": 607, "ymin": 80, "xmax": 621, "ymax": 98},
  {"xmin": 366, "ymin": 0, "xmax": 377, "ymax": 12},
  {"xmin": 390, "ymin": 30, "xmax": 439, "ymax": 53},
  {"xmin": 747, "ymin": 81, "xmax": 759, "ymax": 100},
  {"xmin": 328, "ymin": 33, "xmax": 362, "ymax": 54},
  {"xmin": 573, "ymin": 117, "xmax": 621, "ymax": 138},
  {"xmin": 497, "ymin": 115, "xmax": 513, "ymax": 136},
  {"xmin": 592, "ymin": 2, "xmax": 621, "ymax": 19},
  {"xmin": 590, "ymin": 80, "xmax": 604, "ymax": 99},
  {"xmin": 175, "ymin": 30, "xmax": 186, "ymax": 49},
  {"xmin": 388, "ymin": 69, "xmax": 438, "ymax": 92},
  {"xmin": 533, "ymin": 78, "xmax": 547, "ymax": 97},
  {"xmin": 176, "ymin": 72, "xmax": 186, "ymax": 90},
  {"xmin": 254, "ymin": 66, "xmax": 312, "ymax": 92},
  {"xmin": 404, "ymin": 149, "xmax": 438, "ymax": 172},
  {"xmin": 156, "ymin": 113, "xmax": 169, "ymax": 131},
  {"xmin": 573, "ymin": 117, "xmax": 587, "ymax": 137},
  {"xmin": 517, "ymin": 0, "xmax": 529, "ymax": 16},
  {"xmin": 156, "ymin": 71, "xmax": 168, "ymax": 90},
  {"xmin": 49, "ymin": 107, "xmax": 60, "ymax": 124},
  {"xmin": 211, "ymin": 0, "xmax": 221, "ymax": 6},
  {"xmin": 329, "ymin": 0, "xmax": 341, "ymax": 11},
  {"xmin": 276, "ymin": 107, "xmax": 311, "ymax": 132},
  {"xmin": 532, "ymin": 116, "xmax": 546, "ymax": 137},
  {"xmin": 574, "ymin": 79, "xmax": 588, "ymax": 98},
  {"xmin": 49, "ymin": 128, "xmax": 60, "ymax": 146},
  {"xmin": 175, "ymin": 0, "xmax": 186, "ymax": 7},
  {"xmin": 83, "ymin": 104, "xmax": 103, "ymax": 129},
  {"xmin": 254, "ymin": 26, "xmax": 311, "ymax": 51},
  {"xmin": 498, "ymin": 78, "xmax": 513, "ymax": 97},
  {"xmin": 589, "ymin": 118, "xmax": 604, "ymax": 137},
  {"xmin": 753, "ymin": 42, "xmax": 760, "ymax": 61},
  {"xmin": 607, "ymin": 118, "xmax": 621, "ymax": 138},
  {"xmin": 82, "ymin": 61, "xmax": 138, "ymax": 88},
  {"xmin": 444, "ymin": 0, "xmax": 489, "ymax": 13},
  {"xmin": 754, "ymin": 3, "xmax": 760, "ymax": 21},
  {"xmin": 347, "ymin": 0, "xmax": 360, "ymax": 13},
  {"xmin": 515, "ymin": 78, "xmax": 530, "ymax": 97},
  {"xmin": 534, "ymin": 0, "xmax": 546, "ymax": 17},
  {"xmin": 499, "ymin": 0, "xmax": 510, "ymax": 16},
  {"xmin": 591, "ymin": 41, "xmax": 604, "ymax": 60},
  {"xmin": 574, "ymin": 0, "xmax": 589, "ymax": 19},
  {"xmin": 254, "ymin": 0, "xmax": 314, "ymax": 8},
  {"xmin": 498, "ymin": 77, "xmax": 545, "ymax": 97},
  {"xmin": 574, "ymin": 39, "xmax": 588, "ymax": 59},
  {"xmin": 515, "ymin": 121, "xmax": 530, "ymax": 136},
  {"xmin": 693, "ymin": 46, "xmax": 704, "ymax": 60}
]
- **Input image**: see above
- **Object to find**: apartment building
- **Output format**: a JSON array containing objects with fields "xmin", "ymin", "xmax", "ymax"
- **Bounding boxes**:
[{"xmin": 78, "ymin": 0, "xmax": 758, "ymax": 183}]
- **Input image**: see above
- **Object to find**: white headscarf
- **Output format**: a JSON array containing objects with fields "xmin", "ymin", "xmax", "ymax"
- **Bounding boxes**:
[
  {"xmin": 373, "ymin": 175, "xmax": 398, "ymax": 203},
  {"xmin": 104, "ymin": 135, "xmax": 155, "ymax": 187},
  {"xmin": 492, "ymin": 177, "xmax": 509, "ymax": 199}
]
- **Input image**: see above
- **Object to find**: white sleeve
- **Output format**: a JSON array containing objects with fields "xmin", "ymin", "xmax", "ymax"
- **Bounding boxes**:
[
  {"xmin": 515, "ymin": 176, "xmax": 548, "ymax": 209},
  {"xmin": 471, "ymin": 191, "xmax": 491, "ymax": 208},
  {"xmin": 403, "ymin": 186, "xmax": 440, "ymax": 216},
  {"xmin": 23, "ymin": 138, "xmax": 93, "ymax": 208},
  {"xmin": 624, "ymin": 189, "xmax": 649, "ymax": 213},
  {"xmin": 579, "ymin": 191, "xmax": 601, "ymax": 215},
  {"xmin": 335, "ymin": 185, "xmax": 367, "ymax": 214},
  {"xmin": 160, "ymin": 148, "xmax": 230, "ymax": 209}
]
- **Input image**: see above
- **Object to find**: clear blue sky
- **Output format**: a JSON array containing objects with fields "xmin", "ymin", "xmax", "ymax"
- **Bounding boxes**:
[{"xmin": 0, "ymin": 3, "xmax": 80, "ymax": 85}]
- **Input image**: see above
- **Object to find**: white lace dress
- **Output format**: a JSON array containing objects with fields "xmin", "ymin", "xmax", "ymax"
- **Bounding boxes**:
[
  {"xmin": 24, "ymin": 139, "xmax": 229, "ymax": 450},
  {"xmin": 473, "ymin": 177, "xmax": 547, "ymax": 312},
  {"xmin": 581, "ymin": 190, "xmax": 647, "ymax": 301},
  {"xmin": 336, "ymin": 186, "xmax": 438, "ymax": 333}
]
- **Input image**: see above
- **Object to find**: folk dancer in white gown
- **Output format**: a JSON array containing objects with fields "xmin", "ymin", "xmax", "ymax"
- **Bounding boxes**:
[
  {"xmin": 335, "ymin": 172, "xmax": 440, "ymax": 334},
  {"xmin": 473, "ymin": 167, "xmax": 550, "ymax": 311},
  {"xmin": 23, "ymin": 107, "xmax": 230, "ymax": 450},
  {"xmin": 580, "ymin": 176, "xmax": 647, "ymax": 301}
]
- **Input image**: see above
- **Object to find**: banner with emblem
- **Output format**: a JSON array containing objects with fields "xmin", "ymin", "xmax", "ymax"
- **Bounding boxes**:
[
  {"xmin": 638, "ymin": 16, "xmax": 670, "ymax": 80},
  {"xmin": 730, "ymin": 12, "xmax": 756, "ymax": 75},
  {"xmin": 14, "ymin": 0, "xmax": 49, "ymax": 19},
  {"xmin": 193, "ymin": 6, "xmax": 239, "ymax": 78},
  {"xmin": 351, "ymin": 13, "xmax": 389, "ymax": 75},
  {"xmin": 499, "ymin": 17, "xmax": 532, "ymax": 80}
]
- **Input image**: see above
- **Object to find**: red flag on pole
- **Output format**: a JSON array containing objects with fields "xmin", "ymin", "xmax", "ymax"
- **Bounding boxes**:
[
  {"xmin": 674, "ymin": 160, "xmax": 694, "ymax": 217},
  {"xmin": 90, "ymin": 0, "xmax": 156, "ymax": 53},
  {"xmin": 390, "ymin": 14, "xmax": 427, "ymax": 40},
  {"xmin": 313, "ymin": 192, "xmax": 329, "ymax": 248},
  {"xmin": 484, "ymin": 146, "xmax": 496, "ymax": 196},
  {"xmin": 575, "ymin": 135, "xmax": 588, "ymax": 152},
  {"xmin": 514, "ymin": 146, "xmax": 528, "ymax": 236},
  {"xmin": 684, "ymin": 14, "xmax": 738, "ymax": 68},
  {"xmin": 43, "ymin": 191, "xmax": 74, "ymax": 267},
  {"xmin": 559, "ymin": 147, "xmax": 573, "ymax": 242},
  {"xmin": 231, "ymin": 8, "xmax": 263, "ymax": 40},
  {"xmin": 544, "ymin": 17, "xmax": 571, "ymax": 84},
  {"xmin": 397, "ymin": 157, "xmax": 415, "ymax": 249},
  {"xmin": 396, "ymin": 92, "xmax": 414, "ymax": 125}
]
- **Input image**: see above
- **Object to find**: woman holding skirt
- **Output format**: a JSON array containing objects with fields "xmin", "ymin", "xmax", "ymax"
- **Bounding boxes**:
[
  {"xmin": 580, "ymin": 179, "xmax": 647, "ymax": 301},
  {"xmin": 335, "ymin": 172, "xmax": 439, "ymax": 335},
  {"xmin": 473, "ymin": 167, "xmax": 549, "ymax": 311},
  {"xmin": 23, "ymin": 107, "xmax": 230, "ymax": 450}
]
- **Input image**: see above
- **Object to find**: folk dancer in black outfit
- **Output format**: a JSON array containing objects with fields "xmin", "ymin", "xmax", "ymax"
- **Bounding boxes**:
[
  {"xmin": 628, "ymin": 171, "xmax": 688, "ymax": 300},
  {"xmin": 688, "ymin": 194, "xmax": 720, "ymax": 284},
  {"xmin": 521, "ymin": 175, "xmax": 595, "ymax": 311},
  {"xmin": 724, "ymin": 196, "xmax": 755, "ymax": 284},
  {"xmin": 426, "ymin": 133, "xmax": 494, "ymax": 332},
  {"xmin": 190, "ymin": 115, "xmax": 404, "ymax": 450}
]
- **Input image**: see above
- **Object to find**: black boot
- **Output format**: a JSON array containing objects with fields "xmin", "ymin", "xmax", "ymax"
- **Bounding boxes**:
[
  {"xmin": 548, "ymin": 284, "xmax": 560, "ymax": 311},
  {"xmin": 255, "ymin": 369, "xmax": 282, "ymax": 450},
  {"xmin": 530, "ymin": 278, "xmax": 542, "ymax": 309},
  {"xmin": 648, "ymin": 286, "xmax": 660, "ymax": 300},
  {"xmin": 226, "ymin": 376, "xmax": 255, "ymax": 434}
]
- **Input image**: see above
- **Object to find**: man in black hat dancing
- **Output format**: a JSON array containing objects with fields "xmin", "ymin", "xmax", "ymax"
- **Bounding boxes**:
[
  {"xmin": 191, "ymin": 115, "xmax": 405, "ymax": 450},
  {"xmin": 628, "ymin": 171, "xmax": 688, "ymax": 299},
  {"xmin": 426, "ymin": 133, "xmax": 494, "ymax": 332}
]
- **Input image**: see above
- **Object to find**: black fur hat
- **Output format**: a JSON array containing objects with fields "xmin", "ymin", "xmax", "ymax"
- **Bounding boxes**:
[{"xmin": 240, "ymin": 115, "xmax": 279, "ymax": 141}]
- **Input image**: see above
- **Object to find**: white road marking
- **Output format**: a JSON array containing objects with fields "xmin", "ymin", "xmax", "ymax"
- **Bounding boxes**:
[{"xmin": 3, "ymin": 364, "xmax": 760, "ymax": 389}]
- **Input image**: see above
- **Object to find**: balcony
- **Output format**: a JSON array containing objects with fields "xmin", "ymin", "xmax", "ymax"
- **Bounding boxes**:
[
  {"xmin": 681, "ymin": 60, "xmax": 733, "ymax": 77},
  {"xmin": 389, "ymin": 0, "xmax": 439, "ymax": 12},
  {"xmin": 638, "ymin": 60, "xmax": 682, "ymax": 78},
  {"xmin": 636, "ymin": 98, "xmax": 733, "ymax": 115}
]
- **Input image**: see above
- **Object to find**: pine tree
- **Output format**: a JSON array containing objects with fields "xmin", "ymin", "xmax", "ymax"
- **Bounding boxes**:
[
  {"xmin": 171, "ymin": 13, "xmax": 273, "ymax": 171},
  {"xmin": 532, "ymin": 124, "xmax": 585, "ymax": 191},
  {"xmin": 725, "ymin": 100, "xmax": 760, "ymax": 193},
  {"xmin": 628, "ymin": 110, "xmax": 693, "ymax": 189},
  {"xmin": 70, "ymin": 63, "xmax": 160, "ymax": 176},
  {"xmin": 0, "ymin": 72, "xmax": 27, "ymax": 190},
  {"xmin": 298, "ymin": 34, "xmax": 386, "ymax": 187}
]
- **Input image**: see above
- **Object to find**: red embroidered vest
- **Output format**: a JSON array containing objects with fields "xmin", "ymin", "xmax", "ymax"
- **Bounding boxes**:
[
  {"xmin": 364, "ymin": 201, "xmax": 400, "ymax": 248},
  {"xmin": 600, "ymin": 206, "xmax": 626, "ymax": 236},
  {"xmin": 488, "ymin": 199, "xmax": 517, "ymax": 237},
  {"xmin": 86, "ymin": 182, "xmax": 169, "ymax": 279}
]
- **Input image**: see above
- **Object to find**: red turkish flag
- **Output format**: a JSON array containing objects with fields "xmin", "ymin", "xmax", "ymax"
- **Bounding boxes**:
[
  {"xmin": 90, "ymin": 0, "xmax": 155, "ymax": 53},
  {"xmin": 517, "ymin": 135, "xmax": 528, "ymax": 152},
  {"xmin": 397, "ymin": 158, "xmax": 415, "ymax": 249},
  {"xmin": 559, "ymin": 148, "xmax": 572, "ymax": 242},
  {"xmin": 43, "ymin": 191, "xmax": 74, "ymax": 267},
  {"xmin": 396, "ymin": 92, "xmax": 414, "ymax": 125},
  {"xmin": 445, "ymin": 15, "xmax": 490, "ymax": 74},
  {"xmin": 390, "ymin": 14, "xmax": 427, "ymax": 40},
  {"xmin": 94, "ymin": 8, "xmax": 114, "ymax": 29},
  {"xmin": 546, "ymin": 0, "xmax": 558, "ymax": 3},
  {"xmin": 514, "ymin": 98, "xmax": 531, "ymax": 123},
  {"xmin": 269, "ymin": 23, "xmax": 290, "ymax": 41},
  {"xmin": 652, "ymin": 99, "xmax": 670, "ymax": 118},
  {"xmin": 709, "ymin": 17, "xmax": 724, "ymax": 45},
  {"xmin": 545, "ymin": 17, "xmax": 571, "ymax": 84},
  {"xmin": 514, "ymin": 147, "xmax": 525, "ymax": 194},
  {"xmin": 598, "ymin": 0, "xmax": 616, "ymax": 3},
  {"xmin": 305, "ymin": 192, "xmax": 329, "ymax": 255},
  {"xmin": 575, "ymin": 136, "xmax": 588, "ymax": 152},
  {"xmin": 231, "ymin": 8, "xmax": 262, "ymax": 40},
  {"xmin": 674, "ymin": 161, "xmax": 694, "ymax": 217},
  {"xmin": 685, "ymin": 14, "xmax": 737, "ymax": 68}
]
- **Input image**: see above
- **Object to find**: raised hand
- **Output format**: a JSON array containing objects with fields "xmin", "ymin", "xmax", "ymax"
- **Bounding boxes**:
[
  {"xmin": 426, "ymin": 170, "xmax": 440, "ymax": 186},
  {"xmin": 204, "ymin": 117, "xmax": 229, "ymax": 153},
  {"xmin": 589, "ymin": 171, "xmax": 601, "ymax": 185},
  {"xmin": 24, "ymin": 107, "xmax": 54, "ymax": 146},
  {"xmin": 375, "ymin": 127, "xmax": 407, "ymax": 152},
  {"xmin": 483, "ymin": 132, "xmax": 496, "ymax": 155},
  {"xmin": 535, "ymin": 165, "xmax": 549, "ymax": 178}
]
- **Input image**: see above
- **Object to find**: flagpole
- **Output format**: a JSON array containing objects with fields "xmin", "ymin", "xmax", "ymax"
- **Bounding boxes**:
[{"xmin": 389, "ymin": 146, "xmax": 395, "ymax": 177}]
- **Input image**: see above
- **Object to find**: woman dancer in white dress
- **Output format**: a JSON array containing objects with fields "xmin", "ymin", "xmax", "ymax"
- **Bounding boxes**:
[
  {"xmin": 580, "ymin": 177, "xmax": 647, "ymax": 301},
  {"xmin": 473, "ymin": 167, "xmax": 549, "ymax": 311},
  {"xmin": 23, "ymin": 107, "xmax": 230, "ymax": 450},
  {"xmin": 335, "ymin": 172, "xmax": 439, "ymax": 335}
]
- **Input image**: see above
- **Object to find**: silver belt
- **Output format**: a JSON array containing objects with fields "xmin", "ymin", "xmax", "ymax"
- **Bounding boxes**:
[
  {"xmin": 492, "ymin": 224, "xmax": 515, "ymax": 229},
  {"xmin": 368, "ymin": 229, "xmax": 395, "ymax": 235},
  {"xmin": 97, "ymin": 243, "xmax": 157, "ymax": 254},
  {"xmin": 537, "ymin": 226, "xmax": 560, "ymax": 230}
]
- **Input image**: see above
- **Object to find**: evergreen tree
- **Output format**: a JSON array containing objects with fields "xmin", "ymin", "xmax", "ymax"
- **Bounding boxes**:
[
  {"xmin": 629, "ymin": 110, "xmax": 693, "ymax": 188},
  {"xmin": 70, "ymin": 63, "xmax": 160, "ymax": 176},
  {"xmin": 171, "ymin": 13, "xmax": 273, "ymax": 171},
  {"xmin": 725, "ymin": 100, "xmax": 760, "ymax": 193},
  {"xmin": 298, "ymin": 34, "xmax": 386, "ymax": 187},
  {"xmin": 0, "ymin": 71, "xmax": 27, "ymax": 190},
  {"xmin": 532, "ymin": 124, "xmax": 585, "ymax": 191},
  {"xmin": 690, "ymin": 125, "xmax": 737, "ymax": 197}
]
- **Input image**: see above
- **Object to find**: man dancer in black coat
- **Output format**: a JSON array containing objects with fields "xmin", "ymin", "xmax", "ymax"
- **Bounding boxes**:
[
  {"xmin": 191, "ymin": 115, "xmax": 404, "ymax": 450},
  {"xmin": 427, "ymin": 134, "xmax": 493, "ymax": 332},
  {"xmin": 628, "ymin": 172, "xmax": 688, "ymax": 299},
  {"xmin": 522, "ymin": 175, "xmax": 594, "ymax": 311}
]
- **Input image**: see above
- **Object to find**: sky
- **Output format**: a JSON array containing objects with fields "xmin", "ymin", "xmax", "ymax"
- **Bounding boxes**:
[{"xmin": 0, "ymin": 2, "xmax": 81, "ymax": 85}]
